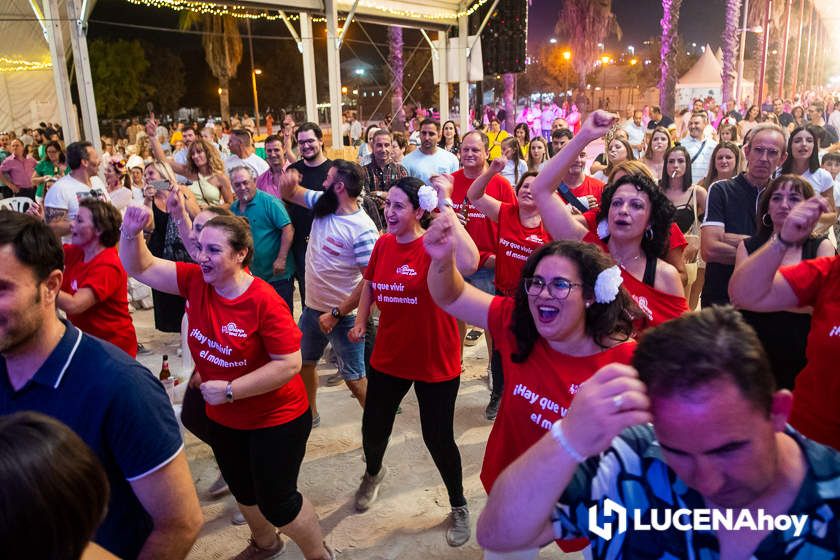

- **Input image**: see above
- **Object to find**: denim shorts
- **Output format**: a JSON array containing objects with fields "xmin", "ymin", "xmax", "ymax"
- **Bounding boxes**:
[
  {"xmin": 465, "ymin": 266, "xmax": 495, "ymax": 295},
  {"xmin": 299, "ymin": 306, "xmax": 366, "ymax": 381}
]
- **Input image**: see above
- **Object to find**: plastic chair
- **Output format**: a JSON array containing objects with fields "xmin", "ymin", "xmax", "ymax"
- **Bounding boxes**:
[{"xmin": 0, "ymin": 196, "xmax": 33, "ymax": 213}]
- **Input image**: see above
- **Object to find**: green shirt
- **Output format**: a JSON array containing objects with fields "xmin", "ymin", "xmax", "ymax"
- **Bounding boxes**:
[
  {"xmin": 231, "ymin": 190, "xmax": 295, "ymax": 282},
  {"xmin": 34, "ymin": 159, "xmax": 67, "ymax": 178}
]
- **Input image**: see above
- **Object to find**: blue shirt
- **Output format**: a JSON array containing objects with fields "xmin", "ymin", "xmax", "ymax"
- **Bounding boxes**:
[
  {"xmin": 0, "ymin": 324, "xmax": 183, "ymax": 559},
  {"xmin": 231, "ymin": 189, "xmax": 295, "ymax": 282},
  {"xmin": 551, "ymin": 424, "xmax": 840, "ymax": 559},
  {"xmin": 402, "ymin": 147, "xmax": 460, "ymax": 185}
]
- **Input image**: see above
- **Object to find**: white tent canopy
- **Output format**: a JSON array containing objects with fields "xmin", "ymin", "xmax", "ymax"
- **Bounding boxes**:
[
  {"xmin": 677, "ymin": 43, "xmax": 753, "ymax": 109},
  {"xmin": 0, "ymin": 0, "xmax": 64, "ymax": 133}
]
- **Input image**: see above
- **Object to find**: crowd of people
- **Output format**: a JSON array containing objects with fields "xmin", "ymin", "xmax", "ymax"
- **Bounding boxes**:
[{"xmin": 1, "ymin": 92, "xmax": 839, "ymax": 559}]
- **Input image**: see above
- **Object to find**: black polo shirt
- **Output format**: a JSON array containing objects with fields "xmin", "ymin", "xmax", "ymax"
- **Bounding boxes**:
[
  {"xmin": 0, "ymin": 323, "xmax": 183, "ymax": 559},
  {"xmin": 700, "ymin": 173, "xmax": 764, "ymax": 306}
]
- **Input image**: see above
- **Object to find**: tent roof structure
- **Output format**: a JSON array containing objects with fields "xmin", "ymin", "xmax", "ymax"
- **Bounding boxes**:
[{"xmin": 678, "ymin": 44, "xmax": 724, "ymax": 88}]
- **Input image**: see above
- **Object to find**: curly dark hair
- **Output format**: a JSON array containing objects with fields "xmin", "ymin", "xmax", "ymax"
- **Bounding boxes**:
[
  {"xmin": 509, "ymin": 240, "xmax": 637, "ymax": 363},
  {"xmin": 597, "ymin": 174, "xmax": 675, "ymax": 259}
]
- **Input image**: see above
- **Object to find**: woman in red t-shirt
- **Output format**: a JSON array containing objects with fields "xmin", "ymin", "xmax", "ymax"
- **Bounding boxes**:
[
  {"xmin": 425, "ymin": 205, "xmax": 640, "ymax": 554},
  {"xmin": 533, "ymin": 110, "xmax": 688, "ymax": 332},
  {"xmin": 347, "ymin": 177, "xmax": 478, "ymax": 547},
  {"xmin": 466, "ymin": 157, "xmax": 552, "ymax": 421},
  {"xmin": 730, "ymin": 197, "xmax": 840, "ymax": 450},
  {"xmin": 56, "ymin": 199, "xmax": 137, "ymax": 357},
  {"xmin": 119, "ymin": 205, "xmax": 334, "ymax": 559}
]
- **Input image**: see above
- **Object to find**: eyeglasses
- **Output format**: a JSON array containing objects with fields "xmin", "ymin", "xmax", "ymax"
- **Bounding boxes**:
[
  {"xmin": 523, "ymin": 276, "xmax": 583, "ymax": 300},
  {"xmin": 298, "ymin": 138, "xmax": 318, "ymax": 145},
  {"xmin": 232, "ymin": 180, "xmax": 252, "ymax": 188}
]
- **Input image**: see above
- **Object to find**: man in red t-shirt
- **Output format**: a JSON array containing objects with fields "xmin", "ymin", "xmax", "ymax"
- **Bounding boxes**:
[
  {"xmin": 558, "ymin": 148, "xmax": 605, "ymax": 211},
  {"xmin": 448, "ymin": 130, "xmax": 515, "ymax": 420}
]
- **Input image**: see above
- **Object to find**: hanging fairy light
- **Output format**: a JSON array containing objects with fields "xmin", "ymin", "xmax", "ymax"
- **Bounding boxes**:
[
  {"xmin": 0, "ymin": 57, "xmax": 52, "ymax": 73},
  {"xmin": 122, "ymin": 0, "xmax": 492, "ymax": 22}
]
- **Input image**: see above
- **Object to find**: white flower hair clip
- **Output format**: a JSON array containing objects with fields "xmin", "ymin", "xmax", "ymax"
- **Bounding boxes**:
[
  {"xmin": 418, "ymin": 185, "xmax": 439, "ymax": 212},
  {"xmin": 596, "ymin": 219, "xmax": 610, "ymax": 240},
  {"xmin": 594, "ymin": 265, "xmax": 623, "ymax": 304}
]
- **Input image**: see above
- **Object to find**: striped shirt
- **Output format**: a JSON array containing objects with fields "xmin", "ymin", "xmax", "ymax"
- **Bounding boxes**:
[{"xmin": 303, "ymin": 190, "xmax": 379, "ymax": 311}]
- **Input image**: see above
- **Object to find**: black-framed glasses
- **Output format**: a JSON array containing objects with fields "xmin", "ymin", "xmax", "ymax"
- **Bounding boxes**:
[{"xmin": 523, "ymin": 276, "xmax": 583, "ymax": 300}]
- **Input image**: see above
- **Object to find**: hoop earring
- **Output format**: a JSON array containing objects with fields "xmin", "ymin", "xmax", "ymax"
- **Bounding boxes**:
[
  {"xmin": 762, "ymin": 213, "xmax": 772, "ymax": 227},
  {"xmin": 644, "ymin": 227, "xmax": 653, "ymax": 241}
]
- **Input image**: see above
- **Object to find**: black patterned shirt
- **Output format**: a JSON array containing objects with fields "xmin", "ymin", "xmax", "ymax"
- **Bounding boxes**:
[{"xmin": 551, "ymin": 425, "xmax": 840, "ymax": 559}]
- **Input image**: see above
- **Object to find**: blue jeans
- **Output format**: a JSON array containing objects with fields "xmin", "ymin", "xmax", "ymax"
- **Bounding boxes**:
[
  {"xmin": 298, "ymin": 307, "xmax": 366, "ymax": 381},
  {"xmin": 269, "ymin": 277, "xmax": 294, "ymax": 313},
  {"xmin": 465, "ymin": 267, "xmax": 495, "ymax": 295}
]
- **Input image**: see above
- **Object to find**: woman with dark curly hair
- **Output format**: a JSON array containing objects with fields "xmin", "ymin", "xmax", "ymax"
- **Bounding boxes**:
[
  {"xmin": 425, "ymin": 215, "xmax": 638, "ymax": 556},
  {"xmin": 55, "ymin": 198, "xmax": 138, "ymax": 357},
  {"xmin": 533, "ymin": 110, "xmax": 688, "ymax": 331},
  {"xmin": 347, "ymin": 177, "xmax": 478, "ymax": 547}
]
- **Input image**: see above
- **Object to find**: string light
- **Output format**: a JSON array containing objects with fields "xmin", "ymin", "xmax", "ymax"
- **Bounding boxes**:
[
  {"xmin": 122, "ymin": 0, "xmax": 492, "ymax": 22},
  {"xmin": 0, "ymin": 57, "xmax": 52, "ymax": 73}
]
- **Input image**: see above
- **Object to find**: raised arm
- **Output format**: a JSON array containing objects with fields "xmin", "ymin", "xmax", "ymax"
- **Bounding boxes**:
[
  {"xmin": 532, "ymin": 111, "xmax": 617, "ymax": 241},
  {"xmin": 466, "ymin": 157, "xmax": 506, "ymax": 222},
  {"xmin": 119, "ymin": 204, "xmax": 181, "ymax": 295},
  {"xmin": 424, "ymin": 207, "xmax": 490, "ymax": 329},
  {"xmin": 278, "ymin": 169, "xmax": 310, "ymax": 208},
  {"xmin": 478, "ymin": 364, "xmax": 652, "ymax": 552},
  {"xmin": 729, "ymin": 197, "xmax": 827, "ymax": 311},
  {"xmin": 146, "ymin": 116, "xmax": 190, "ymax": 177}
]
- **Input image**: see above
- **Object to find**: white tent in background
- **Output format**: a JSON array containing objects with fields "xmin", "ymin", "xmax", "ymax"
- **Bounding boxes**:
[
  {"xmin": 715, "ymin": 47, "xmax": 723, "ymax": 64},
  {"xmin": 676, "ymin": 44, "xmax": 753, "ymax": 109}
]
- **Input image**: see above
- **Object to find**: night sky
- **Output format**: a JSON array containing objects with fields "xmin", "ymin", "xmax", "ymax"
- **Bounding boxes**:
[
  {"xmin": 529, "ymin": 0, "xmax": 728, "ymax": 53},
  {"xmin": 86, "ymin": 0, "xmax": 732, "ymax": 111}
]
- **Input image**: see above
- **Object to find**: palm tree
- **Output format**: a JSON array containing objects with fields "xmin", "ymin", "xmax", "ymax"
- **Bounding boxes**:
[
  {"xmin": 503, "ymin": 73, "xmax": 515, "ymax": 132},
  {"xmin": 721, "ymin": 0, "xmax": 742, "ymax": 104},
  {"xmin": 388, "ymin": 27, "xmax": 405, "ymax": 131},
  {"xmin": 555, "ymin": 0, "xmax": 621, "ymax": 98},
  {"xmin": 658, "ymin": 0, "xmax": 683, "ymax": 115},
  {"xmin": 180, "ymin": 13, "xmax": 243, "ymax": 123}
]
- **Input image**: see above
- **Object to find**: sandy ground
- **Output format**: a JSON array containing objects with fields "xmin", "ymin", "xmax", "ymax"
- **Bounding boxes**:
[{"xmin": 133, "ymin": 305, "xmax": 580, "ymax": 560}]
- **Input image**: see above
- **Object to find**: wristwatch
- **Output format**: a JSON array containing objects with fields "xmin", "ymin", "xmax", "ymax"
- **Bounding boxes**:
[
  {"xmin": 331, "ymin": 307, "xmax": 343, "ymax": 319},
  {"xmin": 225, "ymin": 382, "xmax": 234, "ymax": 403}
]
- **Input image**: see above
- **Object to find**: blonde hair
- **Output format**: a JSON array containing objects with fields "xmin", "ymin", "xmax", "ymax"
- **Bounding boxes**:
[
  {"xmin": 608, "ymin": 160, "xmax": 656, "ymax": 183},
  {"xmin": 186, "ymin": 139, "xmax": 225, "ymax": 176}
]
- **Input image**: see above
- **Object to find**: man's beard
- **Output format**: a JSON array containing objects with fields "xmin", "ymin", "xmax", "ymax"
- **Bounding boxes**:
[
  {"xmin": 302, "ymin": 148, "xmax": 320, "ymax": 163},
  {"xmin": 313, "ymin": 187, "xmax": 339, "ymax": 217}
]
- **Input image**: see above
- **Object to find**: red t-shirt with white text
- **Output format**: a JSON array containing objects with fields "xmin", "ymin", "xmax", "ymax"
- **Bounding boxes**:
[
  {"xmin": 781, "ymin": 255, "xmax": 840, "ymax": 450},
  {"xmin": 177, "ymin": 262, "xmax": 308, "ymax": 430},
  {"xmin": 495, "ymin": 201, "xmax": 551, "ymax": 296},
  {"xmin": 582, "ymin": 231, "xmax": 689, "ymax": 331},
  {"xmin": 480, "ymin": 296, "xmax": 637, "ymax": 492},
  {"xmin": 61, "ymin": 245, "xmax": 137, "ymax": 357},
  {"xmin": 451, "ymin": 169, "xmax": 516, "ymax": 266},
  {"xmin": 365, "ymin": 234, "xmax": 461, "ymax": 381},
  {"xmin": 569, "ymin": 175, "xmax": 605, "ymax": 206},
  {"xmin": 583, "ymin": 211, "xmax": 688, "ymax": 252}
]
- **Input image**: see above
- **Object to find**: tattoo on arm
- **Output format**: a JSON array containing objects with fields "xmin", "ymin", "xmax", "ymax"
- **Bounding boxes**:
[{"xmin": 45, "ymin": 207, "xmax": 67, "ymax": 224}]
